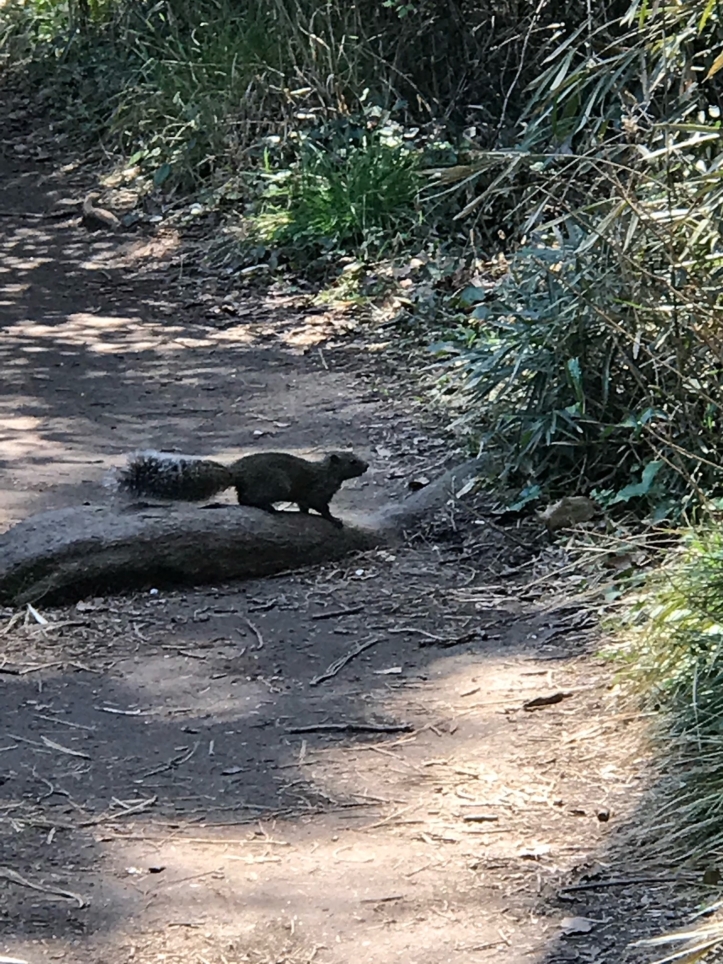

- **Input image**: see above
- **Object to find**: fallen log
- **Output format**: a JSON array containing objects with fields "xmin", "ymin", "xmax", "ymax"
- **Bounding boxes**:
[{"xmin": 0, "ymin": 459, "xmax": 484, "ymax": 605}]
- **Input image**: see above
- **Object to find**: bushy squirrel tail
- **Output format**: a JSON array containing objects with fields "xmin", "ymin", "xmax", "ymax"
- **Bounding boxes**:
[{"xmin": 106, "ymin": 451, "xmax": 234, "ymax": 502}]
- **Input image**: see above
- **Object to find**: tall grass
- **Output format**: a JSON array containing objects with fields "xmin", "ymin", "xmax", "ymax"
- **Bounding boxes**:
[
  {"xmin": 599, "ymin": 538, "xmax": 723, "ymax": 958},
  {"xmin": 0, "ymin": 0, "xmax": 622, "ymax": 186}
]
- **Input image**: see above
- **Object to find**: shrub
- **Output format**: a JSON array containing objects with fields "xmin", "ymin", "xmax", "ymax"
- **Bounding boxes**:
[
  {"xmin": 433, "ymin": 0, "xmax": 723, "ymax": 516},
  {"xmin": 253, "ymin": 129, "xmax": 421, "ymax": 259},
  {"xmin": 624, "ymin": 531, "xmax": 723, "ymax": 859}
]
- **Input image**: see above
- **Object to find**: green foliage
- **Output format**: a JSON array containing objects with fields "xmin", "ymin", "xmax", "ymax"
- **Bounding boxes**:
[
  {"xmin": 1, "ymin": 0, "xmax": 287, "ymax": 186},
  {"xmin": 625, "ymin": 531, "xmax": 723, "ymax": 858},
  {"xmin": 253, "ymin": 133, "xmax": 421, "ymax": 258},
  {"xmin": 108, "ymin": 9, "xmax": 281, "ymax": 188},
  {"xmin": 434, "ymin": 218, "xmax": 723, "ymax": 514},
  {"xmin": 433, "ymin": 0, "xmax": 723, "ymax": 515},
  {"xmin": 0, "ymin": 0, "xmax": 615, "ymax": 188}
]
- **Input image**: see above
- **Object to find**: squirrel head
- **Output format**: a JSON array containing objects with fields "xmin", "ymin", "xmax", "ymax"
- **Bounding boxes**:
[{"xmin": 327, "ymin": 451, "xmax": 368, "ymax": 477}]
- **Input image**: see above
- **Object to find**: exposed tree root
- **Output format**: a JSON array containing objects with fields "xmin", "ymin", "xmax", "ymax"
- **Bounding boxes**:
[{"xmin": 0, "ymin": 459, "xmax": 483, "ymax": 605}]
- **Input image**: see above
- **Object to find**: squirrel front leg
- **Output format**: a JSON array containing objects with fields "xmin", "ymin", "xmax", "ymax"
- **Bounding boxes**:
[
  {"xmin": 317, "ymin": 503, "xmax": 344, "ymax": 529},
  {"xmin": 297, "ymin": 501, "xmax": 342, "ymax": 527}
]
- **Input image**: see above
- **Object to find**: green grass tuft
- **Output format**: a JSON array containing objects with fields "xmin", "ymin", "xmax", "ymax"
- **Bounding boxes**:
[
  {"xmin": 253, "ymin": 135, "xmax": 421, "ymax": 258},
  {"xmin": 626, "ymin": 530, "xmax": 723, "ymax": 859}
]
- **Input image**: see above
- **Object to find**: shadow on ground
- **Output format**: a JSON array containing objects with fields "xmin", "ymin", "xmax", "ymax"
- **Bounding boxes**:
[
  {"xmin": 0, "ymin": 562, "xmax": 700, "ymax": 964},
  {"xmin": 0, "ymin": 145, "xmax": 422, "ymax": 528}
]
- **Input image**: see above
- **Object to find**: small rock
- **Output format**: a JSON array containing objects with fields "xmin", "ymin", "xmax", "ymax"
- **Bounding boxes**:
[
  {"xmin": 561, "ymin": 916, "xmax": 596, "ymax": 935},
  {"xmin": 540, "ymin": 496, "xmax": 598, "ymax": 533}
]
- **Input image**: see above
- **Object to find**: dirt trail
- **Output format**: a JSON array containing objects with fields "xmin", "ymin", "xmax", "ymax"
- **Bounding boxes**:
[{"xmin": 0, "ymin": 107, "xmax": 698, "ymax": 964}]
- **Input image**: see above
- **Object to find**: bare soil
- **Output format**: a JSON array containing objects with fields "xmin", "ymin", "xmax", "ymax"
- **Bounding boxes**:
[{"xmin": 0, "ymin": 99, "xmax": 704, "ymax": 964}]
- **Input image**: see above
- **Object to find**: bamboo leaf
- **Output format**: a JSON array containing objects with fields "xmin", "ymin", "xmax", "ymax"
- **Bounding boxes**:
[
  {"xmin": 699, "ymin": 0, "xmax": 718, "ymax": 34},
  {"xmin": 706, "ymin": 48, "xmax": 723, "ymax": 81}
]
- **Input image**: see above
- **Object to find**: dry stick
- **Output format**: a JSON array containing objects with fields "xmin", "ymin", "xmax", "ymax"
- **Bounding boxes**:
[
  {"xmin": 360, "ymin": 894, "xmax": 404, "ymax": 904},
  {"xmin": 79, "ymin": 796, "xmax": 158, "ymax": 827},
  {"xmin": 494, "ymin": 0, "xmax": 546, "ymax": 142},
  {"xmin": 387, "ymin": 626, "xmax": 446, "ymax": 641},
  {"xmin": 95, "ymin": 706, "xmax": 149, "ymax": 716},
  {"xmin": 0, "ymin": 612, "xmax": 24, "ymax": 636},
  {"xmin": 19, "ymin": 661, "xmax": 63, "ymax": 675},
  {"xmin": 475, "ymin": 516, "xmax": 536, "ymax": 550},
  {"xmin": 1, "ymin": 661, "xmax": 63, "ymax": 676},
  {"xmin": 644, "ymin": 426, "xmax": 715, "ymax": 510},
  {"xmin": 559, "ymin": 876, "xmax": 683, "ymax": 895},
  {"xmin": 311, "ymin": 605, "xmax": 364, "ymax": 621},
  {"xmin": 245, "ymin": 618, "xmax": 264, "ymax": 650},
  {"xmin": 0, "ymin": 211, "xmax": 73, "ymax": 220},
  {"xmin": 143, "ymin": 741, "xmax": 199, "ymax": 778},
  {"xmin": 287, "ymin": 722, "xmax": 412, "ymax": 735},
  {"xmin": 0, "ymin": 867, "xmax": 86, "ymax": 908},
  {"xmin": 40, "ymin": 736, "xmax": 91, "ymax": 759},
  {"xmin": 34, "ymin": 713, "xmax": 95, "ymax": 732},
  {"xmin": 309, "ymin": 636, "xmax": 382, "ymax": 686}
]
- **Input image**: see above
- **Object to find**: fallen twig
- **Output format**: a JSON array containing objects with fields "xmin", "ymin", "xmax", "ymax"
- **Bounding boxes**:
[
  {"xmin": 34, "ymin": 714, "xmax": 94, "ymax": 732},
  {"xmin": 143, "ymin": 741, "xmax": 199, "ymax": 777},
  {"xmin": 523, "ymin": 692, "xmax": 572, "ymax": 711},
  {"xmin": 0, "ymin": 612, "xmax": 23, "ymax": 636},
  {"xmin": 287, "ymin": 721, "xmax": 413, "ymax": 735},
  {"xmin": 360, "ymin": 894, "xmax": 405, "ymax": 904},
  {"xmin": 559, "ymin": 876, "xmax": 682, "ymax": 894},
  {"xmin": 40, "ymin": 736, "xmax": 91, "ymax": 759},
  {"xmin": 387, "ymin": 626, "xmax": 446, "ymax": 641},
  {"xmin": 0, "ymin": 866, "xmax": 86, "ymax": 908},
  {"xmin": 79, "ymin": 796, "xmax": 158, "ymax": 826},
  {"xmin": 311, "ymin": 605, "xmax": 364, "ymax": 621},
  {"xmin": 309, "ymin": 636, "xmax": 382, "ymax": 686},
  {"xmin": 26, "ymin": 603, "xmax": 48, "ymax": 626},
  {"xmin": 245, "ymin": 618, "xmax": 264, "ymax": 649},
  {"xmin": 18, "ymin": 661, "xmax": 63, "ymax": 675},
  {"xmin": 95, "ymin": 706, "xmax": 149, "ymax": 716},
  {"xmin": 419, "ymin": 630, "xmax": 480, "ymax": 649}
]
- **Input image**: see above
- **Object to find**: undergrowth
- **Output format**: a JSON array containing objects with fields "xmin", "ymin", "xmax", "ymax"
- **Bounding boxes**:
[
  {"xmin": 0, "ymin": 0, "xmax": 587, "ymax": 188},
  {"xmin": 252, "ymin": 125, "xmax": 422, "ymax": 261},
  {"xmin": 622, "ymin": 531, "xmax": 723, "ymax": 861},
  {"xmin": 430, "ymin": 0, "xmax": 723, "ymax": 519}
]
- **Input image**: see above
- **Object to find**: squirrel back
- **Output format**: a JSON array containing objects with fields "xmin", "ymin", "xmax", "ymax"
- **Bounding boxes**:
[{"xmin": 231, "ymin": 451, "xmax": 368, "ymax": 526}]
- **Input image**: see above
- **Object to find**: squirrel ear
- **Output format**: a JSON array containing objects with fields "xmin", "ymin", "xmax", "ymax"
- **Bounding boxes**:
[{"xmin": 329, "ymin": 453, "xmax": 341, "ymax": 464}]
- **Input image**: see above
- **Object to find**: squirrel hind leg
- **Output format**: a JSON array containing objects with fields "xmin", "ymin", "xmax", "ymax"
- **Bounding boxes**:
[
  {"xmin": 234, "ymin": 486, "xmax": 278, "ymax": 514},
  {"xmin": 298, "ymin": 502, "xmax": 341, "ymax": 526}
]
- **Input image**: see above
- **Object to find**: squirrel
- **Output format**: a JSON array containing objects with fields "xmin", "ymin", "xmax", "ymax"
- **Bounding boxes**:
[
  {"xmin": 109, "ymin": 450, "xmax": 369, "ymax": 528},
  {"xmin": 82, "ymin": 194, "xmax": 121, "ymax": 232}
]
